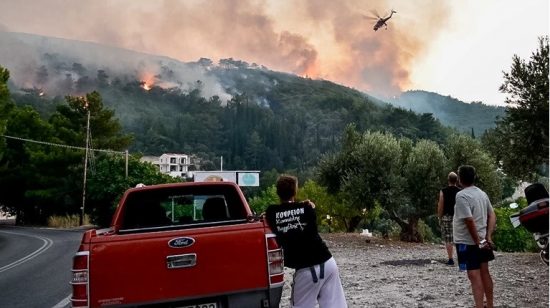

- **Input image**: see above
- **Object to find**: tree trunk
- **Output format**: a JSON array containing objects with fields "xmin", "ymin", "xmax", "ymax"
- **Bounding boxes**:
[
  {"xmin": 346, "ymin": 215, "xmax": 362, "ymax": 232},
  {"xmin": 15, "ymin": 207, "xmax": 22, "ymax": 225},
  {"xmin": 388, "ymin": 211, "xmax": 423, "ymax": 242},
  {"xmin": 399, "ymin": 217, "xmax": 423, "ymax": 243}
]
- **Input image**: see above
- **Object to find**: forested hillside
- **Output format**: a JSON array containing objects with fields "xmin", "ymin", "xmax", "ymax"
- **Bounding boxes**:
[
  {"xmin": 1, "ymin": 31, "xmax": 490, "ymax": 174},
  {"xmin": 388, "ymin": 90, "xmax": 506, "ymax": 136},
  {"xmin": 10, "ymin": 65, "xmax": 452, "ymax": 174}
]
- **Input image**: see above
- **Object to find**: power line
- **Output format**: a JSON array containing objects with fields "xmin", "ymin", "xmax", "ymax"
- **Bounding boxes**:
[{"xmin": 0, "ymin": 134, "xmax": 126, "ymax": 155}]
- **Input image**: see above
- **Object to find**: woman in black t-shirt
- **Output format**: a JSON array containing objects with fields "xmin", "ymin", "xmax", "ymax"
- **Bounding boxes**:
[{"xmin": 265, "ymin": 175, "xmax": 347, "ymax": 308}]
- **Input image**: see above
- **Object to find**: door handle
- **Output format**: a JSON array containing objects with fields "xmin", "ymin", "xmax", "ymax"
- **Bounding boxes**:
[{"xmin": 166, "ymin": 253, "xmax": 196, "ymax": 269}]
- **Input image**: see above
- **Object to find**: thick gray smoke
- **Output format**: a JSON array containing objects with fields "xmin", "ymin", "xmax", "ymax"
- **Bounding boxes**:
[
  {"xmin": 0, "ymin": 32, "xmax": 232, "ymax": 101},
  {"xmin": 0, "ymin": 0, "xmax": 452, "ymax": 100}
]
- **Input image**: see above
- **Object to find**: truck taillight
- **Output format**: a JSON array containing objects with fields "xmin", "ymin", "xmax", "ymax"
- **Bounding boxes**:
[
  {"xmin": 71, "ymin": 251, "xmax": 90, "ymax": 307},
  {"xmin": 266, "ymin": 234, "xmax": 284, "ymax": 286}
]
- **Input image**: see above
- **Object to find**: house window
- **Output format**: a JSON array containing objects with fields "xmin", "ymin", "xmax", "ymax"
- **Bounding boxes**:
[
  {"xmin": 181, "ymin": 157, "xmax": 187, "ymax": 164},
  {"xmin": 170, "ymin": 157, "xmax": 176, "ymax": 164},
  {"xmin": 170, "ymin": 165, "xmax": 177, "ymax": 172}
]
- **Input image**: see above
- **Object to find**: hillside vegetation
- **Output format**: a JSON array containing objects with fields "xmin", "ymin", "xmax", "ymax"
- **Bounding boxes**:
[
  {"xmin": 388, "ymin": 90, "xmax": 505, "ymax": 136},
  {"xmin": 1, "ymin": 32, "xmax": 504, "ymax": 175}
]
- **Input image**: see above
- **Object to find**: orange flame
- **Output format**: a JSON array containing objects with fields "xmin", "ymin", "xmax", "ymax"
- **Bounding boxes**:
[
  {"xmin": 301, "ymin": 62, "xmax": 318, "ymax": 79},
  {"xmin": 140, "ymin": 71, "xmax": 155, "ymax": 91}
]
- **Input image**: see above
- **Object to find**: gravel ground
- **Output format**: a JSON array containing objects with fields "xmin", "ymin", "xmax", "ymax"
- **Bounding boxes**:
[{"xmin": 279, "ymin": 233, "xmax": 549, "ymax": 308}]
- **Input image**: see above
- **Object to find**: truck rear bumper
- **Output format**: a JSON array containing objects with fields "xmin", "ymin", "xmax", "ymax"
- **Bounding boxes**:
[
  {"xmin": 225, "ymin": 287, "xmax": 283, "ymax": 308},
  {"xmin": 106, "ymin": 287, "xmax": 284, "ymax": 308}
]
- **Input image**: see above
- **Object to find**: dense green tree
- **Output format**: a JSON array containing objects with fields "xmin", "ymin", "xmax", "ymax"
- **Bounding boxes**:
[
  {"xmin": 0, "ymin": 67, "xmax": 12, "ymax": 161},
  {"xmin": 96, "ymin": 70, "xmax": 109, "ymax": 88},
  {"xmin": 0, "ymin": 67, "xmax": 17, "ymax": 153},
  {"xmin": 248, "ymin": 185, "xmax": 278, "ymax": 214},
  {"xmin": 484, "ymin": 36, "xmax": 549, "ymax": 180},
  {"xmin": 35, "ymin": 65, "xmax": 48, "ymax": 86},
  {"xmin": 51, "ymin": 92, "xmax": 133, "ymax": 150},
  {"xmin": 317, "ymin": 126, "xmax": 501, "ymax": 241},
  {"xmin": 0, "ymin": 91, "xmax": 134, "ymax": 224},
  {"xmin": 318, "ymin": 126, "xmax": 405, "ymax": 232},
  {"xmin": 0, "ymin": 67, "xmax": 59, "ymax": 222},
  {"xmin": 445, "ymin": 134, "xmax": 501, "ymax": 202},
  {"xmin": 87, "ymin": 155, "xmax": 176, "ymax": 226},
  {"xmin": 244, "ymin": 131, "xmax": 263, "ymax": 170},
  {"xmin": 297, "ymin": 180, "xmax": 348, "ymax": 232},
  {"xmin": 44, "ymin": 92, "xmax": 133, "ymax": 221},
  {"xmin": 398, "ymin": 140, "xmax": 447, "ymax": 242},
  {"xmin": 0, "ymin": 105, "xmax": 55, "ymax": 223}
]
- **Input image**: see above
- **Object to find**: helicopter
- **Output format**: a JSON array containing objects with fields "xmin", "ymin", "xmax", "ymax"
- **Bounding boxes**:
[{"xmin": 365, "ymin": 9, "xmax": 397, "ymax": 31}]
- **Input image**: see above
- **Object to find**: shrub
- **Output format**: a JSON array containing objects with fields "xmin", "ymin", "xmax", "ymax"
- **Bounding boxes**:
[
  {"xmin": 492, "ymin": 202, "xmax": 538, "ymax": 252},
  {"xmin": 47, "ymin": 214, "xmax": 90, "ymax": 228},
  {"xmin": 424, "ymin": 215, "xmax": 442, "ymax": 239},
  {"xmin": 362, "ymin": 216, "xmax": 400, "ymax": 239},
  {"xmin": 418, "ymin": 219, "xmax": 439, "ymax": 243},
  {"xmin": 248, "ymin": 185, "xmax": 279, "ymax": 215}
]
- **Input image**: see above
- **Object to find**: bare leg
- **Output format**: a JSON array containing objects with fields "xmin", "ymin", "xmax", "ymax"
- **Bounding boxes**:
[
  {"xmin": 467, "ymin": 269, "xmax": 485, "ymax": 308},
  {"xmin": 445, "ymin": 243, "xmax": 454, "ymax": 260},
  {"xmin": 480, "ymin": 262, "xmax": 493, "ymax": 308}
]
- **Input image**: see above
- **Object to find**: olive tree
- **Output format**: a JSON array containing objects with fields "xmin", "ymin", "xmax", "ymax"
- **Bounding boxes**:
[
  {"xmin": 318, "ymin": 126, "xmax": 405, "ymax": 232},
  {"xmin": 484, "ymin": 36, "xmax": 549, "ymax": 181},
  {"xmin": 446, "ymin": 134, "xmax": 501, "ymax": 203},
  {"xmin": 398, "ymin": 140, "xmax": 447, "ymax": 242}
]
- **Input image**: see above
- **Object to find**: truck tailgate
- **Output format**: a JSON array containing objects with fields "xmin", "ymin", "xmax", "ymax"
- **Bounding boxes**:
[{"xmin": 88, "ymin": 222, "xmax": 268, "ymax": 306}]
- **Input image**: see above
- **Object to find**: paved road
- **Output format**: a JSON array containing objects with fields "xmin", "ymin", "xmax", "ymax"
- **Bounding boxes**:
[{"xmin": 0, "ymin": 224, "xmax": 85, "ymax": 308}]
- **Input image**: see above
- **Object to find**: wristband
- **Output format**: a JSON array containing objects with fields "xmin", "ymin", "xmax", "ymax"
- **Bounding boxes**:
[{"xmin": 478, "ymin": 239, "xmax": 487, "ymax": 248}]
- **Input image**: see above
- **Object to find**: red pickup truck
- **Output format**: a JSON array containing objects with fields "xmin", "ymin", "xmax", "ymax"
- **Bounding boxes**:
[{"xmin": 70, "ymin": 182, "xmax": 284, "ymax": 308}]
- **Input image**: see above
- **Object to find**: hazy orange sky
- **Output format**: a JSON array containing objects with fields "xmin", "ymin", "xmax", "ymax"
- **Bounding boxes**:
[{"xmin": 0, "ymin": 0, "xmax": 547, "ymax": 105}]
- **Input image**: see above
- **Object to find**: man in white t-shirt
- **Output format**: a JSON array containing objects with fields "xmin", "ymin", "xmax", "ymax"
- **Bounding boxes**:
[{"xmin": 453, "ymin": 165, "xmax": 496, "ymax": 308}]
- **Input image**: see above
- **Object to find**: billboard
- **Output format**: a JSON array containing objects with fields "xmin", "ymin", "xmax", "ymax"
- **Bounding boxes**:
[
  {"xmin": 193, "ymin": 171, "xmax": 260, "ymax": 187},
  {"xmin": 237, "ymin": 172, "xmax": 260, "ymax": 187},
  {"xmin": 193, "ymin": 171, "xmax": 237, "ymax": 183}
]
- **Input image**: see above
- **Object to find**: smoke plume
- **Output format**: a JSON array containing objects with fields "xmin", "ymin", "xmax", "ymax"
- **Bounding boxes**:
[{"xmin": 0, "ymin": 0, "xmax": 451, "ymax": 98}]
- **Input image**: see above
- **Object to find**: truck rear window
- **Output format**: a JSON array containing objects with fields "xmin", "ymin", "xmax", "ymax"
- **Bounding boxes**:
[{"xmin": 120, "ymin": 185, "xmax": 247, "ymax": 231}]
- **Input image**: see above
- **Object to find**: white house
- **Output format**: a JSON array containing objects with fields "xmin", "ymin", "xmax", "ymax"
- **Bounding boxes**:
[{"xmin": 141, "ymin": 153, "xmax": 191, "ymax": 178}]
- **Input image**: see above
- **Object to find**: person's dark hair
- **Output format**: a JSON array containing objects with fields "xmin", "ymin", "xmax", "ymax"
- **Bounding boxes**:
[
  {"xmin": 276, "ymin": 174, "xmax": 298, "ymax": 202},
  {"xmin": 448, "ymin": 172, "xmax": 458, "ymax": 184},
  {"xmin": 458, "ymin": 165, "xmax": 476, "ymax": 186}
]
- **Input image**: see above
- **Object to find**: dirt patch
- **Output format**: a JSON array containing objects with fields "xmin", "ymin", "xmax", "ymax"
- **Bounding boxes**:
[{"xmin": 280, "ymin": 233, "xmax": 549, "ymax": 308}]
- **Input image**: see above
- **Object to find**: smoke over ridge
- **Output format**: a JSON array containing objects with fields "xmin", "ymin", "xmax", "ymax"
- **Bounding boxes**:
[{"xmin": 0, "ymin": 0, "xmax": 451, "ymax": 98}]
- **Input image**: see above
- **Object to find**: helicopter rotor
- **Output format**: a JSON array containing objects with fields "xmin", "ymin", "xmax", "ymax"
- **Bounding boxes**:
[
  {"xmin": 363, "ymin": 14, "xmax": 379, "ymax": 21},
  {"xmin": 369, "ymin": 9, "xmax": 381, "ymax": 19}
]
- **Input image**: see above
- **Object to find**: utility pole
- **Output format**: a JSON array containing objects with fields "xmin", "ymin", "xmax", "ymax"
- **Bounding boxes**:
[
  {"xmin": 125, "ymin": 149, "xmax": 129, "ymax": 179},
  {"xmin": 80, "ymin": 100, "xmax": 91, "ymax": 226}
]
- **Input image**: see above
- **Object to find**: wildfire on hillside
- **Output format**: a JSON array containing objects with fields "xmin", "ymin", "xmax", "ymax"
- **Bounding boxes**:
[
  {"xmin": 141, "ymin": 82, "xmax": 152, "ymax": 91},
  {"xmin": 300, "ymin": 63, "xmax": 318, "ymax": 80},
  {"xmin": 139, "ymin": 71, "xmax": 156, "ymax": 91}
]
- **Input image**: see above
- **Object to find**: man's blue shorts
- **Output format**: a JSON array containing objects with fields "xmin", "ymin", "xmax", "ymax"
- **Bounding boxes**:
[{"xmin": 456, "ymin": 243, "xmax": 495, "ymax": 270}]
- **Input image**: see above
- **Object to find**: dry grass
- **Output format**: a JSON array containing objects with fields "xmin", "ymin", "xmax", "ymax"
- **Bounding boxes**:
[{"xmin": 47, "ymin": 214, "xmax": 90, "ymax": 228}]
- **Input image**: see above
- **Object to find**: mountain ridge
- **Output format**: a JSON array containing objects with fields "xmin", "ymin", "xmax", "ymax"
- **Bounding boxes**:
[
  {"xmin": 0, "ymin": 32, "xmax": 502, "ymax": 172},
  {"xmin": 388, "ymin": 90, "xmax": 505, "ymax": 135},
  {"xmin": 1, "ymin": 31, "xmax": 503, "ymax": 135}
]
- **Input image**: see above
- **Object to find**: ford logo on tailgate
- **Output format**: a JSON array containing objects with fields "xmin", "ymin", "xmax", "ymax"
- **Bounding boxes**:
[{"xmin": 168, "ymin": 237, "xmax": 195, "ymax": 248}]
